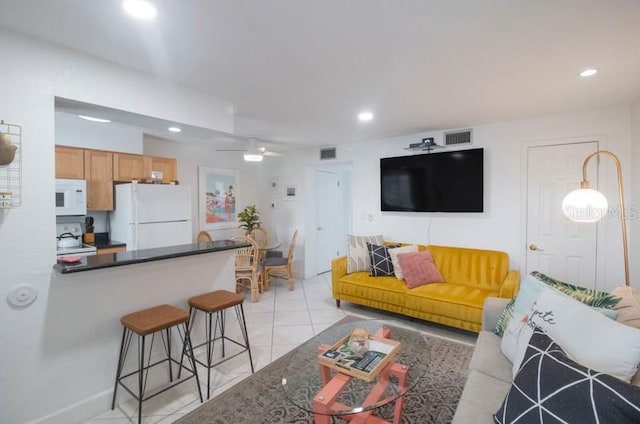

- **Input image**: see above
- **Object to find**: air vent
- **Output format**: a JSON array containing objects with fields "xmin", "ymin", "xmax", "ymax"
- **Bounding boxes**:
[
  {"xmin": 444, "ymin": 129, "xmax": 473, "ymax": 146},
  {"xmin": 320, "ymin": 147, "xmax": 337, "ymax": 160}
]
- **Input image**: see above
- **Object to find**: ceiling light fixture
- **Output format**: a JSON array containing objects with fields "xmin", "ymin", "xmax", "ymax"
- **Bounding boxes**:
[
  {"xmin": 168, "ymin": 127, "xmax": 181, "ymax": 133},
  {"xmin": 243, "ymin": 153, "xmax": 264, "ymax": 162},
  {"xmin": 579, "ymin": 68, "xmax": 598, "ymax": 77},
  {"xmin": 358, "ymin": 112, "xmax": 374, "ymax": 122},
  {"xmin": 78, "ymin": 115, "xmax": 111, "ymax": 123},
  {"xmin": 123, "ymin": 0, "xmax": 157, "ymax": 20}
]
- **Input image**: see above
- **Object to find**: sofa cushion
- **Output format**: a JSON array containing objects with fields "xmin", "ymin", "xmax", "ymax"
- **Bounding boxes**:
[
  {"xmin": 346, "ymin": 234, "xmax": 384, "ymax": 273},
  {"xmin": 338, "ymin": 272, "xmax": 408, "ymax": 307},
  {"xmin": 366, "ymin": 242, "xmax": 401, "ymax": 277},
  {"xmin": 406, "ymin": 283, "xmax": 499, "ymax": 326},
  {"xmin": 495, "ymin": 328, "xmax": 640, "ymax": 424},
  {"xmin": 451, "ymin": 370, "xmax": 511, "ymax": 424},
  {"xmin": 427, "ymin": 245, "xmax": 509, "ymax": 291},
  {"xmin": 387, "ymin": 244, "xmax": 418, "ymax": 279},
  {"xmin": 396, "ymin": 251, "xmax": 444, "ymax": 288},
  {"xmin": 469, "ymin": 331, "xmax": 513, "ymax": 384}
]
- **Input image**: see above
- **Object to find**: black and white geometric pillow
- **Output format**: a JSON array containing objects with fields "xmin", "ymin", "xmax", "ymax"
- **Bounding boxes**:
[
  {"xmin": 366, "ymin": 243, "xmax": 401, "ymax": 277},
  {"xmin": 495, "ymin": 327, "xmax": 640, "ymax": 424}
]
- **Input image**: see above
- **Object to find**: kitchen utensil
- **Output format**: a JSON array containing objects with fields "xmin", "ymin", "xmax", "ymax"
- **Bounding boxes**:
[
  {"xmin": 57, "ymin": 232, "xmax": 81, "ymax": 248},
  {"xmin": 85, "ymin": 216, "xmax": 95, "ymax": 233}
]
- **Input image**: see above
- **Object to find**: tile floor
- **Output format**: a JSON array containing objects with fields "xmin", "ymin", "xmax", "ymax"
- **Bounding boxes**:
[{"xmin": 83, "ymin": 273, "xmax": 477, "ymax": 423}]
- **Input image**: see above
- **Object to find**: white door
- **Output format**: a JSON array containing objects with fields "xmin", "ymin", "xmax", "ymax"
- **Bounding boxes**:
[
  {"xmin": 316, "ymin": 170, "xmax": 345, "ymax": 274},
  {"xmin": 135, "ymin": 220, "xmax": 193, "ymax": 250},
  {"xmin": 526, "ymin": 142, "xmax": 599, "ymax": 288}
]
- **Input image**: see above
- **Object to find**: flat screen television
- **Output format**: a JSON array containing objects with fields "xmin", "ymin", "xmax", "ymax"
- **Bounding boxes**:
[{"xmin": 380, "ymin": 148, "xmax": 483, "ymax": 212}]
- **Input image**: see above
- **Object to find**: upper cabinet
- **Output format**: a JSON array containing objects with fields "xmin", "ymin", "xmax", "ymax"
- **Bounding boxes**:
[
  {"xmin": 84, "ymin": 149, "xmax": 114, "ymax": 211},
  {"xmin": 144, "ymin": 156, "xmax": 177, "ymax": 183},
  {"xmin": 113, "ymin": 153, "xmax": 145, "ymax": 182},
  {"xmin": 55, "ymin": 146, "xmax": 84, "ymax": 179}
]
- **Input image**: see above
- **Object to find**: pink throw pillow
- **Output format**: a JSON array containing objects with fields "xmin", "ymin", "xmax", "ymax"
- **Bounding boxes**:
[{"xmin": 396, "ymin": 251, "xmax": 444, "ymax": 288}]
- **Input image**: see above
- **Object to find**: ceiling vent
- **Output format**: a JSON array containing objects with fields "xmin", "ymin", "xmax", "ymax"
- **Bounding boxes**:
[
  {"xmin": 320, "ymin": 147, "xmax": 337, "ymax": 160},
  {"xmin": 444, "ymin": 129, "xmax": 473, "ymax": 146}
]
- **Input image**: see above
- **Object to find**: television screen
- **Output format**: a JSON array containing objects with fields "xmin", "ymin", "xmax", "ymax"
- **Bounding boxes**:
[{"xmin": 380, "ymin": 148, "xmax": 483, "ymax": 212}]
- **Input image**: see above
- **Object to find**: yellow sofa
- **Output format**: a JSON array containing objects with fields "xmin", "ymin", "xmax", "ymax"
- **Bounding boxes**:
[{"xmin": 331, "ymin": 244, "xmax": 520, "ymax": 332}]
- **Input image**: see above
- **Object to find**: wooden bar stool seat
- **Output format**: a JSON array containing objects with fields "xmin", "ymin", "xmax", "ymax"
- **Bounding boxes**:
[
  {"xmin": 112, "ymin": 304, "xmax": 202, "ymax": 424},
  {"xmin": 182, "ymin": 290, "xmax": 254, "ymax": 399}
]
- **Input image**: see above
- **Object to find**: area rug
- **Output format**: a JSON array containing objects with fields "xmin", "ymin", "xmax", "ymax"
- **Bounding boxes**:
[{"xmin": 175, "ymin": 317, "xmax": 474, "ymax": 424}]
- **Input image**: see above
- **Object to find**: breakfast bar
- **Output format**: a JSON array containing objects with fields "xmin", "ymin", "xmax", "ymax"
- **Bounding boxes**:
[{"xmin": 48, "ymin": 239, "xmax": 249, "ymax": 417}]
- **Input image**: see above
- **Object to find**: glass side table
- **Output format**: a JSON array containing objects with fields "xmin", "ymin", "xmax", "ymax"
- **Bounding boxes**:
[{"xmin": 281, "ymin": 319, "xmax": 430, "ymax": 424}]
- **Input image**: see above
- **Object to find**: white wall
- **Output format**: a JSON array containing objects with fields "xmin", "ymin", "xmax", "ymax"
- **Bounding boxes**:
[
  {"xmin": 0, "ymin": 29, "xmax": 232, "ymax": 424},
  {"xmin": 55, "ymin": 111, "xmax": 144, "ymax": 153},
  {"xmin": 265, "ymin": 107, "xmax": 635, "ymax": 292}
]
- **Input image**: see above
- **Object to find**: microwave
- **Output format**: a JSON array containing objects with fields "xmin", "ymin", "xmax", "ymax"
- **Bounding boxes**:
[{"xmin": 55, "ymin": 179, "xmax": 87, "ymax": 216}]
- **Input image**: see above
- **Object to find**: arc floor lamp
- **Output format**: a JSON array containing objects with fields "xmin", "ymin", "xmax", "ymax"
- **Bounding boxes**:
[{"xmin": 561, "ymin": 150, "xmax": 630, "ymax": 286}]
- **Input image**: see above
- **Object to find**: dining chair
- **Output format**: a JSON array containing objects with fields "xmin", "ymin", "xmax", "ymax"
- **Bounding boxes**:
[
  {"xmin": 249, "ymin": 227, "xmax": 268, "ymax": 250},
  {"xmin": 232, "ymin": 235, "xmax": 262, "ymax": 302},
  {"xmin": 197, "ymin": 231, "xmax": 213, "ymax": 243},
  {"xmin": 262, "ymin": 230, "xmax": 298, "ymax": 291}
]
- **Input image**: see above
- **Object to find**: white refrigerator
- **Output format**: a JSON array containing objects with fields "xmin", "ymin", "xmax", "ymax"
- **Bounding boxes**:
[{"xmin": 109, "ymin": 183, "xmax": 193, "ymax": 251}]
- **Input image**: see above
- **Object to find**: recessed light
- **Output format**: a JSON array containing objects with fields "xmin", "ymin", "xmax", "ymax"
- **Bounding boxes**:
[
  {"xmin": 123, "ymin": 0, "xmax": 157, "ymax": 20},
  {"xmin": 358, "ymin": 112, "xmax": 374, "ymax": 122},
  {"xmin": 579, "ymin": 68, "xmax": 598, "ymax": 77},
  {"xmin": 168, "ymin": 127, "xmax": 181, "ymax": 133},
  {"xmin": 78, "ymin": 115, "xmax": 111, "ymax": 123}
]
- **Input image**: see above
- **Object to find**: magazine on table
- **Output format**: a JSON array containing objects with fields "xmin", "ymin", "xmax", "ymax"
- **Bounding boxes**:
[{"xmin": 318, "ymin": 335, "xmax": 401, "ymax": 382}]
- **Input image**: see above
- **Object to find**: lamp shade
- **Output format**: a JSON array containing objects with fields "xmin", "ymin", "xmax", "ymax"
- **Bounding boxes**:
[{"xmin": 562, "ymin": 188, "xmax": 608, "ymax": 222}]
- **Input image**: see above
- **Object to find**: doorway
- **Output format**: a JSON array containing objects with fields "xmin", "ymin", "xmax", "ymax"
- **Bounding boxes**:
[
  {"xmin": 315, "ymin": 167, "xmax": 351, "ymax": 274},
  {"xmin": 525, "ymin": 141, "xmax": 599, "ymax": 288}
]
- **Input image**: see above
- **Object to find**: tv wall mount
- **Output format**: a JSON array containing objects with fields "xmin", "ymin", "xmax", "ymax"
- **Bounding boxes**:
[{"xmin": 404, "ymin": 137, "xmax": 444, "ymax": 153}]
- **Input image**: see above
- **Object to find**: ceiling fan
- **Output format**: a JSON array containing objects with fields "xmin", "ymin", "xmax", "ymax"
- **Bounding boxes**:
[{"xmin": 215, "ymin": 138, "xmax": 282, "ymax": 162}]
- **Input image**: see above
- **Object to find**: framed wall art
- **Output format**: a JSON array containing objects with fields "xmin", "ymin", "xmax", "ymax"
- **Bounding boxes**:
[
  {"xmin": 283, "ymin": 183, "xmax": 298, "ymax": 201},
  {"xmin": 198, "ymin": 167, "xmax": 239, "ymax": 229}
]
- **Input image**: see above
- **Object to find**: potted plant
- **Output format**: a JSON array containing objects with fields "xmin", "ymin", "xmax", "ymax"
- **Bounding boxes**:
[{"xmin": 238, "ymin": 205, "xmax": 261, "ymax": 233}]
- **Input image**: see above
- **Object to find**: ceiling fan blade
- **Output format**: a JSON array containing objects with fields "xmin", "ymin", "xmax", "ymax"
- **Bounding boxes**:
[
  {"xmin": 264, "ymin": 151, "xmax": 283, "ymax": 157},
  {"xmin": 215, "ymin": 148, "xmax": 248, "ymax": 152}
]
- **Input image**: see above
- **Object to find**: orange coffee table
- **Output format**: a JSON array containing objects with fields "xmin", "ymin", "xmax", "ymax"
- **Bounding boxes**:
[{"xmin": 281, "ymin": 320, "xmax": 430, "ymax": 423}]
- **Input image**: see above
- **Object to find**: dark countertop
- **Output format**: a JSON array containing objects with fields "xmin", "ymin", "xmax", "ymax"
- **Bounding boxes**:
[{"xmin": 54, "ymin": 240, "xmax": 249, "ymax": 274}]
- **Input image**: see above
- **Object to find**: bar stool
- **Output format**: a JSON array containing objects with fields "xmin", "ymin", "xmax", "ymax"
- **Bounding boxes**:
[
  {"xmin": 111, "ymin": 304, "xmax": 202, "ymax": 424},
  {"xmin": 182, "ymin": 290, "xmax": 254, "ymax": 399}
]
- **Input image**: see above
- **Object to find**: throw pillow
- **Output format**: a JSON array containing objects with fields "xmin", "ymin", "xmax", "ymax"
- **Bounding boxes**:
[
  {"xmin": 396, "ymin": 251, "xmax": 444, "ymax": 288},
  {"xmin": 346, "ymin": 234, "xmax": 384, "ymax": 274},
  {"xmin": 366, "ymin": 243, "xmax": 401, "ymax": 277},
  {"xmin": 494, "ymin": 271, "xmax": 621, "ymax": 336},
  {"xmin": 612, "ymin": 285, "xmax": 640, "ymax": 329},
  {"xmin": 387, "ymin": 244, "xmax": 418, "ymax": 280},
  {"xmin": 511, "ymin": 286, "xmax": 640, "ymax": 382},
  {"xmin": 499, "ymin": 275, "xmax": 619, "ymax": 363},
  {"xmin": 495, "ymin": 327, "xmax": 640, "ymax": 424}
]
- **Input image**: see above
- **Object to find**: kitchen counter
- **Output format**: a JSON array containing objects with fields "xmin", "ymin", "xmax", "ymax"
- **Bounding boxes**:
[
  {"xmin": 93, "ymin": 239, "xmax": 126, "ymax": 249},
  {"xmin": 54, "ymin": 239, "xmax": 249, "ymax": 274}
]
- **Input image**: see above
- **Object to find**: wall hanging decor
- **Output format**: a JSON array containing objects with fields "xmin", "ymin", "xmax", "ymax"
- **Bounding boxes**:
[{"xmin": 0, "ymin": 121, "xmax": 22, "ymax": 208}]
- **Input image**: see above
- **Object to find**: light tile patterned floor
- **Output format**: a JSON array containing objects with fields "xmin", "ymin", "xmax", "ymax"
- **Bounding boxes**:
[{"xmin": 83, "ymin": 273, "xmax": 477, "ymax": 423}]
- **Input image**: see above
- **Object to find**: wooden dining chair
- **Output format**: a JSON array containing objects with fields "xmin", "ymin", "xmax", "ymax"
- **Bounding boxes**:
[
  {"xmin": 197, "ymin": 231, "xmax": 213, "ymax": 243},
  {"xmin": 232, "ymin": 235, "xmax": 262, "ymax": 302},
  {"xmin": 249, "ymin": 227, "xmax": 268, "ymax": 249},
  {"xmin": 262, "ymin": 230, "xmax": 298, "ymax": 291}
]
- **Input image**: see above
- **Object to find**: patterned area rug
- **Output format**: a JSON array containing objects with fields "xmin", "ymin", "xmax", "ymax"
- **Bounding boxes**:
[{"xmin": 176, "ymin": 317, "xmax": 474, "ymax": 424}]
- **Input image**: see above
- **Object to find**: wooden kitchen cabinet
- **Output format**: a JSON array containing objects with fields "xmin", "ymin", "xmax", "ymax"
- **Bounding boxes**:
[
  {"xmin": 55, "ymin": 146, "xmax": 85, "ymax": 179},
  {"xmin": 113, "ymin": 153, "xmax": 145, "ymax": 182},
  {"xmin": 84, "ymin": 149, "xmax": 114, "ymax": 211},
  {"xmin": 143, "ymin": 156, "xmax": 177, "ymax": 183},
  {"xmin": 97, "ymin": 246, "xmax": 126, "ymax": 255}
]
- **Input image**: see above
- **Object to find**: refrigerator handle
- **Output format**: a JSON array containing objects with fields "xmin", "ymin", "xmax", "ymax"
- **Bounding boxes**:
[{"xmin": 132, "ymin": 181, "xmax": 139, "ymax": 251}]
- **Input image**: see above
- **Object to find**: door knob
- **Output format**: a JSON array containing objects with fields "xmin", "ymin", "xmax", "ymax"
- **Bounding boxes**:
[{"xmin": 529, "ymin": 244, "xmax": 544, "ymax": 251}]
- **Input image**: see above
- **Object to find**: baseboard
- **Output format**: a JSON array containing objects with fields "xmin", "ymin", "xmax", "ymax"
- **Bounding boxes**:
[{"xmin": 26, "ymin": 389, "xmax": 112, "ymax": 424}]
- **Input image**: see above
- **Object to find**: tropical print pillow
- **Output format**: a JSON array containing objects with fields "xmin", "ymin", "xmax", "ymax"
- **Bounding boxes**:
[{"xmin": 494, "ymin": 271, "xmax": 621, "ymax": 336}]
